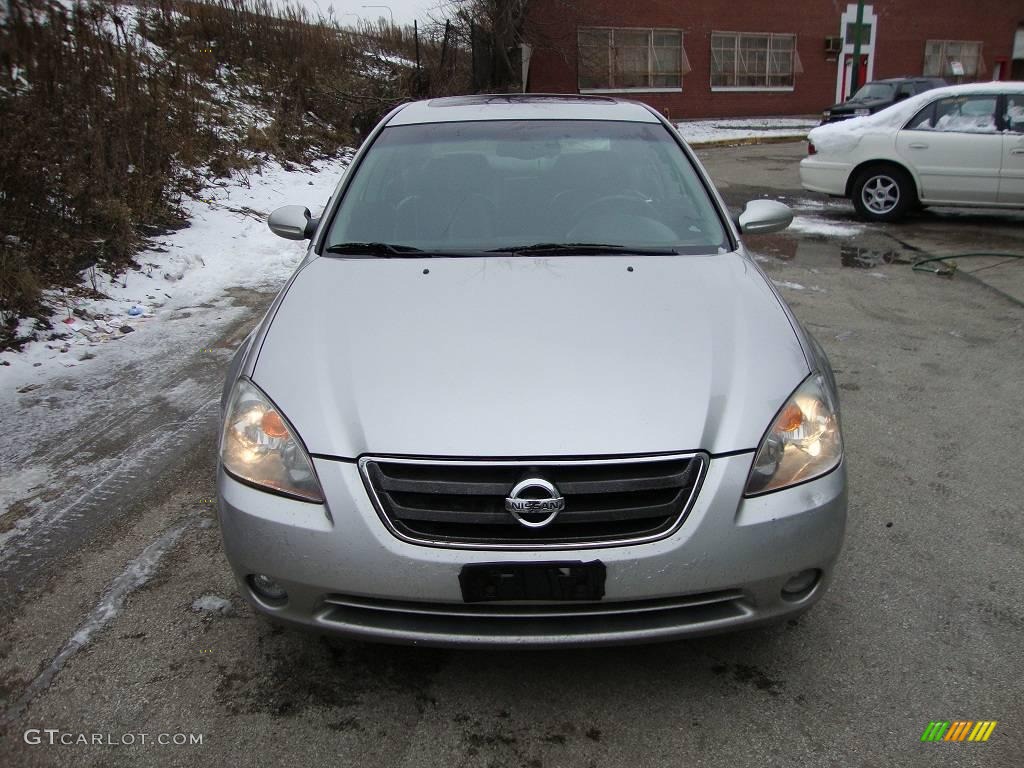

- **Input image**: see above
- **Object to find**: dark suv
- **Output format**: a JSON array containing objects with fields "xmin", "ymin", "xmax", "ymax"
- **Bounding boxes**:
[{"xmin": 821, "ymin": 77, "xmax": 947, "ymax": 123}]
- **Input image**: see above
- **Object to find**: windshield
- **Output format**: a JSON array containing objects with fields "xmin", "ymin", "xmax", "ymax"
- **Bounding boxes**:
[
  {"xmin": 851, "ymin": 83, "xmax": 895, "ymax": 101},
  {"xmin": 325, "ymin": 120, "xmax": 728, "ymax": 255}
]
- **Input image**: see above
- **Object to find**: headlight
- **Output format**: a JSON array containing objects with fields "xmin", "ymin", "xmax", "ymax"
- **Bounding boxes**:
[
  {"xmin": 744, "ymin": 374, "xmax": 843, "ymax": 496},
  {"xmin": 822, "ymin": 110, "xmax": 831, "ymax": 119},
  {"xmin": 220, "ymin": 378, "xmax": 324, "ymax": 502}
]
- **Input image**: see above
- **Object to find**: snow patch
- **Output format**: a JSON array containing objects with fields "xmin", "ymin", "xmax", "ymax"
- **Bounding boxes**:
[
  {"xmin": 792, "ymin": 198, "xmax": 835, "ymax": 212},
  {"xmin": 788, "ymin": 216, "xmax": 864, "ymax": 237},
  {"xmin": 0, "ymin": 465, "xmax": 51, "ymax": 511},
  {"xmin": 0, "ymin": 156, "xmax": 350, "ymax": 382},
  {"xmin": 0, "ymin": 398, "xmax": 216, "ymax": 561},
  {"xmin": 677, "ymin": 117, "xmax": 817, "ymax": 146},
  {"xmin": 772, "ymin": 280, "xmax": 806, "ymax": 291},
  {"xmin": 191, "ymin": 595, "xmax": 234, "ymax": 615},
  {"xmin": 0, "ymin": 156, "xmax": 350, "ymax": 560}
]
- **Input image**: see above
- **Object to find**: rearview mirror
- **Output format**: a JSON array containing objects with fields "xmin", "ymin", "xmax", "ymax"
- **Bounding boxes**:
[
  {"xmin": 268, "ymin": 205, "xmax": 318, "ymax": 240},
  {"xmin": 736, "ymin": 199, "xmax": 793, "ymax": 235}
]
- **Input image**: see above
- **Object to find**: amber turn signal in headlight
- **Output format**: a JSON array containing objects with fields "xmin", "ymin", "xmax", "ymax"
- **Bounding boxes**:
[
  {"xmin": 220, "ymin": 378, "xmax": 324, "ymax": 502},
  {"xmin": 744, "ymin": 374, "xmax": 843, "ymax": 496}
]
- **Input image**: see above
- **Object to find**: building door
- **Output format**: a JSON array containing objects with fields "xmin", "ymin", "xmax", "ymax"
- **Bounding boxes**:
[
  {"xmin": 842, "ymin": 54, "xmax": 869, "ymax": 100},
  {"xmin": 834, "ymin": 4, "xmax": 877, "ymax": 103}
]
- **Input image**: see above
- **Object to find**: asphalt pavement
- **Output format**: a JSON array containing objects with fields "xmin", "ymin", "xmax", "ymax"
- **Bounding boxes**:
[{"xmin": 2, "ymin": 142, "xmax": 1022, "ymax": 767}]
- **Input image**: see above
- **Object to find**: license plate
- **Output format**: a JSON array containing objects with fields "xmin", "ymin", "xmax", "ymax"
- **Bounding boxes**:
[{"xmin": 459, "ymin": 561, "xmax": 606, "ymax": 603}]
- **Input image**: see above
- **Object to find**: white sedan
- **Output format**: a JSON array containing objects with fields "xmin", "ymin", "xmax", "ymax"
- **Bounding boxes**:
[{"xmin": 800, "ymin": 82, "xmax": 1024, "ymax": 221}]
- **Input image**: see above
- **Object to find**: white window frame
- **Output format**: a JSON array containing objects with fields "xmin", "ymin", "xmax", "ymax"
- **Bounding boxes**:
[
  {"xmin": 577, "ymin": 27, "xmax": 685, "ymax": 94},
  {"xmin": 710, "ymin": 31, "xmax": 798, "ymax": 92}
]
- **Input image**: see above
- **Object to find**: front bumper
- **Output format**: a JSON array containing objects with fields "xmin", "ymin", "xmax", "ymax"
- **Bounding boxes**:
[{"xmin": 217, "ymin": 453, "xmax": 847, "ymax": 647}]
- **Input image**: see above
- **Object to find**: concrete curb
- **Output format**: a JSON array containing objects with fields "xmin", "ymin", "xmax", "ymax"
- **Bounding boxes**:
[{"xmin": 686, "ymin": 134, "xmax": 809, "ymax": 149}]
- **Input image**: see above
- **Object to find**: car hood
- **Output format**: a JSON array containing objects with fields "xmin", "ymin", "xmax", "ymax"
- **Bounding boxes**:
[
  {"xmin": 829, "ymin": 98, "xmax": 890, "ymax": 113},
  {"xmin": 253, "ymin": 253, "xmax": 809, "ymax": 458}
]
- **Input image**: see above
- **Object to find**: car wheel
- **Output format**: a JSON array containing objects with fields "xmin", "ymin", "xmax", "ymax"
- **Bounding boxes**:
[{"xmin": 851, "ymin": 166, "xmax": 915, "ymax": 222}]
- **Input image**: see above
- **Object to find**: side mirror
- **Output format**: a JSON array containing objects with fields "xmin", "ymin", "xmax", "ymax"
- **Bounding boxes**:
[
  {"xmin": 268, "ymin": 205, "xmax": 318, "ymax": 240},
  {"xmin": 736, "ymin": 199, "xmax": 793, "ymax": 235}
]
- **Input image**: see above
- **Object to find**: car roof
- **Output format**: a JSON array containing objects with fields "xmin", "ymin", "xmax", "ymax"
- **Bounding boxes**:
[
  {"xmin": 922, "ymin": 81, "xmax": 1024, "ymax": 98},
  {"xmin": 387, "ymin": 94, "xmax": 662, "ymax": 126},
  {"xmin": 866, "ymin": 78, "xmax": 1015, "ymax": 92},
  {"xmin": 869, "ymin": 77, "xmax": 942, "ymax": 83}
]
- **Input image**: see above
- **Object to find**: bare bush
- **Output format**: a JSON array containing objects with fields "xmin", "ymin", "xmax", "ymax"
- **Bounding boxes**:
[{"xmin": 0, "ymin": 0, "xmax": 471, "ymax": 348}]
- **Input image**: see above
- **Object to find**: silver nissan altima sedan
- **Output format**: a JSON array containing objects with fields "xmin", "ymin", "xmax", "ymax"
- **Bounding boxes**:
[{"xmin": 217, "ymin": 95, "xmax": 847, "ymax": 647}]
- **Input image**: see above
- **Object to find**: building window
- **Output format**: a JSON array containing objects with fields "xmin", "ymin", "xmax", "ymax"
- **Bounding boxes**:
[
  {"xmin": 924, "ymin": 40, "xmax": 984, "ymax": 78},
  {"xmin": 711, "ymin": 32, "xmax": 799, "ymax": 90},
  {"xmin": 577, "ymin": 28, "xmax": 686, "ymax": 91},
  {"xmin": 844, "ymin": 23, "xmax": 872, "ymax": 46}
]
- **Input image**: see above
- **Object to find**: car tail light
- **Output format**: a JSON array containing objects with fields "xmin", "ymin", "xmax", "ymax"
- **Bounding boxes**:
[{"xmin": 808, "ymin": 142, "xmax": 817, "ymax": 156}]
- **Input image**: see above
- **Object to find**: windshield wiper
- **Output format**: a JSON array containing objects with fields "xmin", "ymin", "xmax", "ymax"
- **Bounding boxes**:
[
  {"xmin": 325, "ymin": 242, "xmax": 425, "ymax": 256},
  {"xmin": 326, "ymin": 241, "xmax": 678, "ymax": 258},
  {"xmin": 325, "ymin": 242, "xmax": 490, "ymax": 258},
  {"xmin": 487, "ymin": 242, "xmax": 678, "ymax": 256}
]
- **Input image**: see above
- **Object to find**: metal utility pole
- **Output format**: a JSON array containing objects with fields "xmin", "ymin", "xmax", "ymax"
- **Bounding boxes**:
[
  {"xmin": 414, "ymin": 19, "xmax": 422, "ymax": 94},
  {"xmin": 849, "ymin": 0, "xmax": 866, "ymax": 96}
]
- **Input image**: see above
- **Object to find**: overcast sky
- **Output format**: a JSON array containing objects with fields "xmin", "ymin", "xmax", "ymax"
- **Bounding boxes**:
[{"xmin": 291, "ymin": 0, "xmax": 448, "ymax": 24}]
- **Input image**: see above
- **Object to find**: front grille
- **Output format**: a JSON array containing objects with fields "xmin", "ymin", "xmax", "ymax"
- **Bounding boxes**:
[{"xmin": 359, "ymin": 453, "xmax": 706, "ymax": 549}]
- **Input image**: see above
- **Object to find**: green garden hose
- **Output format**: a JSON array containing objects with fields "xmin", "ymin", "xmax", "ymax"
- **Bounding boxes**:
[{"xmin": 912, "ymin": 252, "xmax": 1024, "ymax": 277}]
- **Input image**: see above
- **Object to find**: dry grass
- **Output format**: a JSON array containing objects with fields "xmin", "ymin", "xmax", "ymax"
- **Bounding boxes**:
[{"xmin": 0, "ymin": 0, "xmax": 471, "ymax": 348}]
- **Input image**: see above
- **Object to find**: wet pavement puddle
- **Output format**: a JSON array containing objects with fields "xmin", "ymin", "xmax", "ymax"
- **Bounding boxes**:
[{"xmin": 749, "ymin": 234, "xmax": 910, "ymax": 269}]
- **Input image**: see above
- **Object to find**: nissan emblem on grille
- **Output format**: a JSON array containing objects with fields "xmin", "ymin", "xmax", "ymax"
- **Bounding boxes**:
[{"xmin": 505, "ymin": 478, "xmax": 566, "ymax": 528}]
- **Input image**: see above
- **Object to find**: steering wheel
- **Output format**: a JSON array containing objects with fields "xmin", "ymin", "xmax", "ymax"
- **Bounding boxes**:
[{"xmin": 439, "ymin": 192, "xmax": 500, "ymax": 240}]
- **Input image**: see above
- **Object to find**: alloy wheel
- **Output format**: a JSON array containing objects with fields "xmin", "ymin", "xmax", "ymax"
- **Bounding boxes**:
[{"xmin": 861, "ymin": 175, "xmax": 900, "ymax": 215}]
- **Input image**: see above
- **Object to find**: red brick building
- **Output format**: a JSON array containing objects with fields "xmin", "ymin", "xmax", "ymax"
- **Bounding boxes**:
[{"xmin": 522, "ymin": 1, "xmax": 1024, "ymax": 118}]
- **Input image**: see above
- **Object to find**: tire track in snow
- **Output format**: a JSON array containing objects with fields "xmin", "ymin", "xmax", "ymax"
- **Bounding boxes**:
[
  {"xmin": 0, "ymin": 398, "xmax": 218, "ymax": 614},
  {"xmin": 0, "ymin": 396, "xmax": 217, "ymax": 565},
  {"xmin": 0, "ymin": 300, "xmax": 260, "ymax": 606}
]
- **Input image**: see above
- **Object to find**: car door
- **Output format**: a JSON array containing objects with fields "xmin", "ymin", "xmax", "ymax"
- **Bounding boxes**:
[
  {"xmin": 896, "ymin": 94, "xmax": 1002, "ymax": 204},
  {"xmin": 999, "ymin": 92, "xmax": 1024, "ymax": 204}
]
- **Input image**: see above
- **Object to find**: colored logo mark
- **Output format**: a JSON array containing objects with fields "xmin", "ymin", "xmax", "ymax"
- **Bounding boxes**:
[{"xmin": 921, "ymin": 721, "xmax": 997, "ymax": 742}]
